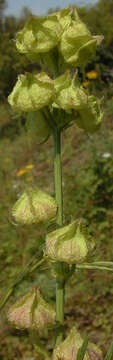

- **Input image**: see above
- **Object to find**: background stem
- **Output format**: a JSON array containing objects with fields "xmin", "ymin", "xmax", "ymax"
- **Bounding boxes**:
[{"xmin": 53, "ymin": 129, "xmax": 64, "ymax": 345}]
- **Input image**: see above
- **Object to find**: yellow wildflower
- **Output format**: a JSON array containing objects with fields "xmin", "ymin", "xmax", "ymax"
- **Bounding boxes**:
[
  {"xmin": 86, "ymin": 70, "xmax": 98, "ymax": 80},
  {"xmin": 26, "ymin": 176, "xmax": 33, "ymax": 182},
  {"xmin": 25, "ymin": 164, "xmax": 34, "ymax": 169},
  {"xmin": 17, "ymin": 169, "xmax": 28, "ymax": 177},
  {"xmin": 111, "ymin": 96, "xmax": 113, "ymax": 100},
  {"xmin": 5, "ymin": 157, "xmax": 10, "ymax": 162},
  {"xmin": 82, "ymin": 80, "xmax": 89, "ymax": 88}
]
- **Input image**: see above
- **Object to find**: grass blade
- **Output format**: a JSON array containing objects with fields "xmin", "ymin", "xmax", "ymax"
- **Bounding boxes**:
[
  {"xmin": 104, "ymin": 341, "xmax": 113, "ymax": 360},
  {"xmin": 77, "ymin": 337, "xmax": 89, "ymax": 360}
]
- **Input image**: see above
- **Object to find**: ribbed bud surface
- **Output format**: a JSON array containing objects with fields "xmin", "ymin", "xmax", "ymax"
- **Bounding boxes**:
[
  {"xmin": 53, "ymin": 327, "xmax": 103, "ymax": 360},
  {"xmin": 12, "ymin": 188, "xmax": 57, "ymax": 225},
  {"xmin": 53, "ymin": 71, "xmax": 88, "ymax": 112},
  {"xmin": 53, "ymin": 327, "xmax": 90, "ymax": 360},
  {"xmin": 8, "ymin": 72, "xmax": 54, "ymax": 112},
  {"xmin": 75, "ymin": 96, "xmax": 103, "ymax": 133},
  {"xmin": 88, "ymin": 342, "xmax": 103, "ymax": 360},
  {"xmin": 16, "ymin": 15, "xmax": 62, "ymax": 55},
  {"xmin": 59, "ymin": 9, "xmax": 103, "ymax": 67},
  {"xmin": 46, "ymin": 220, "xmax": 95, "ymax": 264},
  {"xmin": 8, "ymin": 287, "xmax": 56, "ymax": 332}
]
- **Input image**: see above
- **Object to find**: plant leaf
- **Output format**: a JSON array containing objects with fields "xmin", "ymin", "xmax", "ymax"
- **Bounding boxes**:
[
  {"xmin": 77, "ymin": 337, "xmax": 89, "ymax": 360},
  {"xmin": 104, "ymin": 341, "xmax": 113, "ymax": 360}
]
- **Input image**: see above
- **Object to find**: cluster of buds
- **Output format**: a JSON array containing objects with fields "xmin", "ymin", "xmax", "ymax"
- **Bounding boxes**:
[
  {"xmin": 8, "ymin": 7, "xmax": 103, "ymax": 135},
  {"xmin": 15, "ymin": 8, "xmax": 103, "ymax": 68}
]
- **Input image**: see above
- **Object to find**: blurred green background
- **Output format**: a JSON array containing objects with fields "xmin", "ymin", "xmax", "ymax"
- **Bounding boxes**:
[{"xmin": 1, "ymin": 0, "xmax": 113, "ymax": 358}]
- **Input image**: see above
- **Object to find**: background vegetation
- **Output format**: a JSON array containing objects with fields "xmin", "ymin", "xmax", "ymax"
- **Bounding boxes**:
[{"xmin": 1, "ymin": 0, "xmax": 113, "ymax": 358}]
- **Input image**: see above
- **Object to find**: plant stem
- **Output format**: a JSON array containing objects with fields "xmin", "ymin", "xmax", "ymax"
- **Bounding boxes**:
[
  {"xmin": 0, "ymin": 257, "xmax": 45, "ymax": 311},
  {"xmin": 53, "ymin": 129, "xmax": 64, "ymax": 345},
  {"xmin": 76, "ymin": 264, "xmax": 113, "ymax": 272},
  {"xmin": 53, "ymin": 129, "xmax": 63, "ymax": 226}
]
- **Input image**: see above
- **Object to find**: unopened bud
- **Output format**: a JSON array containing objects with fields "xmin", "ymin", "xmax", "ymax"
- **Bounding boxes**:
[
  {"xmin": 12, "ymin": 188, "xmax": 57, "ymax": 225},
  {"xmin": 59, "ymin": 9, "xmax": 103, "ymax": 67},
  {"xmin": 46, "ymin": 220, "xmax": 95, "ymax": 265},
  {"xmin": 16, "ymin": 15, "xmax": 62, "ymax": 56},
  {"xmin": 8, "ymin": 72, "xmax": 54, "ymax": 112},
  {"xmin": 53, "ymin": 327, "xmax": 90, "ymax": 360},
  {"xmin": 87, "ymin": 342, "xmax": 103, "ymax": 360},
  {"xmin": 54, "ymin": 71, "xmax": 87, "ymax": 112},
  {"xmin": 75, "ymin": 96, "xmax": 103, "ymax": 133},
  {"xmin": 8, "ymin": 287, "xmax": 56, "ymax": 332}
]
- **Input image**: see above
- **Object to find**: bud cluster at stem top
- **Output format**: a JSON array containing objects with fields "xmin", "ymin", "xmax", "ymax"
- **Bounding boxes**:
[
  {"xmin": 8, "ymin": 7, "xmax": 104, "ymax": 136},
  {"xmin": 16, "ymin": 7, "xmax": 103, "ymax": 69}
]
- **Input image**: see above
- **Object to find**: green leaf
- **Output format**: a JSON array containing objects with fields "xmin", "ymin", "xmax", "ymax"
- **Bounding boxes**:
[
  {"xmin": 104, "ymin": 341, "xmax": 113, "ymax": 360},
  {"xmin": 26, "ymin": 110, "xmax": 51, "ymax": 144},
  {"xmin": 77, "ymin": 337, "xmax": 89, "ymax": 360}
]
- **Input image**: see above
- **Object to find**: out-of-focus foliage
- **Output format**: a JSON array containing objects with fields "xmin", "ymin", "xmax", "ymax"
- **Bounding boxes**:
[
  {"xmin": 78, "ymin": 0, "xmax": 113, "ymax": 50},
  {"xmin": 77, "ymin": 0, "xmax": 113, "ymax": 85},
  {"xmin": 0, "ymin": 6, "xmax": 39, "ymax": 103},
  {"xmin": 0, "ymin": 0, "xmax": 7, "ymax": 19}
]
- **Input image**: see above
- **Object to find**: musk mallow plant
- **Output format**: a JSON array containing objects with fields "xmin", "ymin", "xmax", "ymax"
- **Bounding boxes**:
[{"xmin": 1, "ymin": 6, "xmax": 113, "ymax": 359}]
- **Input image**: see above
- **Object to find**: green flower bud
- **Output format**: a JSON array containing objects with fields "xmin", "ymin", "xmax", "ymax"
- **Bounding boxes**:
[
  {"xmin": 75, "ymin": 96, "xmax": 103, "ymax": 133},
  {"xmin": 54, "ymin": 72, "xmax": 88, "ymax": 112},
  {"xmin": 87, "ymin": 342, "xmax": 103, "ymax": 360},
  {"xmin": 53, "ymin": 327, "xmax": 90, "ymax": 360},
  {"xmin": 12, "ymin": 188, "xmax": 57, "ymax": 225},
  {"xmin": 59, "ymin": 9, "xmax": 103, "ymax": 67},
  {"xmin": 16, "ymin": 15, "xmax": 62, "ymax": 56},
  {"xmin": 45, "ymin": 220, "xmax": 95, "ymax": 265},
  {"xmin": 8, "ymin": 287, "xmax": 56, "ymax": 332},
  {"xmin": 26, "ymin": 111, "xmax": 51, "ymax": 143},
  {"xmin": 55, "ymin": 7, "xmax": 73, "ymax": 30},
  {"xmin": 8, "ymin": 72, "xmax": 54, "ymax": 112}
]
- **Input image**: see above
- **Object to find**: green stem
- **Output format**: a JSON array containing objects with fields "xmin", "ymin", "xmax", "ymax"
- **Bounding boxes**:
[
  {"xmin": 76, "ymin": 264, "xmax": 113, "ymax": 272},
  {"xmin": 53, "ymin": 129, "xmax": 64, "ymax": 345},
  {"xmin": 0, "ymin": 257, "xmax": 45, "ymax": 312},
  {"xmin": 53, "ymin": 129, "xmax": 63, "ymax": 226},
  {"xmin": 30, "ymin": 330, "xmax": 51, "ymax": 360},
  {"xmin": 56, "ymin": 279, "xmax": 65, "ymax": 324}
]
